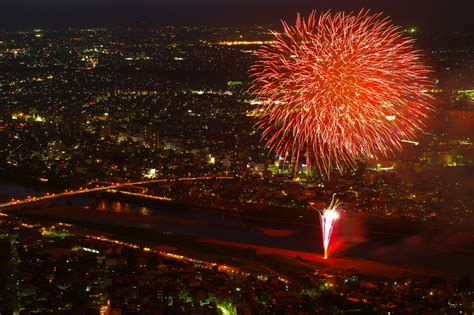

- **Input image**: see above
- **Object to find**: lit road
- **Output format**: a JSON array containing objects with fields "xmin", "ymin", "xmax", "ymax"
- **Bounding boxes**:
[{"xmin": 0, "ymin": 176, "xmax": 234, "ymax": 210}]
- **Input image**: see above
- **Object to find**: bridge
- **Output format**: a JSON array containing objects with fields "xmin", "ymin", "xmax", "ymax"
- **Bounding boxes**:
[{"xmin": 0, "ymin": 176, "xmax": 234, "ymax": 210}]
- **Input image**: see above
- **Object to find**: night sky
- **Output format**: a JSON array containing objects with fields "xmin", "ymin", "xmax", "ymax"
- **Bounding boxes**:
[{"xmin": 1, "ymin": 0, "xmax": 474, "ymax": 31}]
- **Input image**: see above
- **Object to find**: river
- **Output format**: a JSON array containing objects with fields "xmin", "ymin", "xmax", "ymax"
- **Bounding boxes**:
[{"xmin": 1, "ymin": 182, "xmax": 473, "ymax": 277}]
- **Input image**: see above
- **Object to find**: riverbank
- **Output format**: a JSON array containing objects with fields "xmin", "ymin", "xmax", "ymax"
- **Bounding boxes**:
[
  {"xmin": 1, "ymin": 182, "xmax": 473, "ymax": 277},
  {"xmin": 198, "ymin": 239, "xmax": 436, "ymax": 279},
  {"xmin": 5, "ymin": 205, "xmax": 314, "ymax": 284},
  {"xmin": 6, "ymin": 204, "xmax": 444, "ymax": 281}
]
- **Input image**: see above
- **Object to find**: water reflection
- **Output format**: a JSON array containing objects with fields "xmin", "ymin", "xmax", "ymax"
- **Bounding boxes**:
[
  {"xmin": 97, "ymin": 201, "xmax": 107, "ymax": 211},
  {"xmin": 139, "ymin": 206, "xmax": 152, "ymax": 215},
  {"xmin": 97, "ymin": 200, "xmax": 132, "ymax": 214}
]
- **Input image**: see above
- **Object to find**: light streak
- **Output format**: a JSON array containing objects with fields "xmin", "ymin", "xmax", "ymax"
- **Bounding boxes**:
[
  {"xmin": 116, "ymin": 190, "xmax": 173, "ymax": 201},
  {"xmin": 217, "ymin": 301, "xmax": 237, "ymax": 315},
  {"xmin": 401, "ymin": 139, "xmax": 420, "ymax": 146},
  {"xmin": 84, "ymin": 234, "xmax": 289, "ymax": 283},
  {"xmin": 0, "ymin": 176, "xmax": 234, "ymax": 210},
  {"xmin": 217, "ymin": 40, "xmax": 277, "ymax": 46}
]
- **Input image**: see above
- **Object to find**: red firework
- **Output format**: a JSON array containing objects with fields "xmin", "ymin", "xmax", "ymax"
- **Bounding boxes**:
[{"xmin": 251, "ymin": 11, "xmax": 434, "ymax": 175}]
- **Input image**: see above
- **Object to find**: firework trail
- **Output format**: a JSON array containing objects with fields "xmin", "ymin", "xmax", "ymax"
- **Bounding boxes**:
[
  {"xmin": 318, "ymin": 195, "xmax": 341, "ymax": 259},
  {"xmin": 251, "ymin": 10, "xmax": 433, "ymax": 175}
]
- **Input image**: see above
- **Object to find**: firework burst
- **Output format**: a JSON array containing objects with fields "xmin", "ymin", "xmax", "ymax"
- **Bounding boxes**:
[{"xmin": 251, "ymin": 10, "xmax": 434, "ymax": 175}]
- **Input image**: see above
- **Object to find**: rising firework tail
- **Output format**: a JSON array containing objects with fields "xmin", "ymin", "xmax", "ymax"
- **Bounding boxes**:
[
  {"xmin": 318, "ymin": 194, "xmax": 341, "ymax": 259},
  {"xmin": 251, "ymin": 10, "xmax": 434, "ymax": 175}
]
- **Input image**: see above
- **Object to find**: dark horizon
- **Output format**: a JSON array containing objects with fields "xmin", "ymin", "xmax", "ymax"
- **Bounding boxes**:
[{"xmin": 1, "ymin": 0, "xmax": 474, "ymax": 31}]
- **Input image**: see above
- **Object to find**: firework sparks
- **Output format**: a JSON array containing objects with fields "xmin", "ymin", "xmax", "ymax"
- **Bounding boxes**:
[
  {"xmin": 251, "ymin": 10, "xmax": 434, "ymax": 175},
  {"xmin": 318, "ymin": 195, "xmax": 341, "ymax": 259}
]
